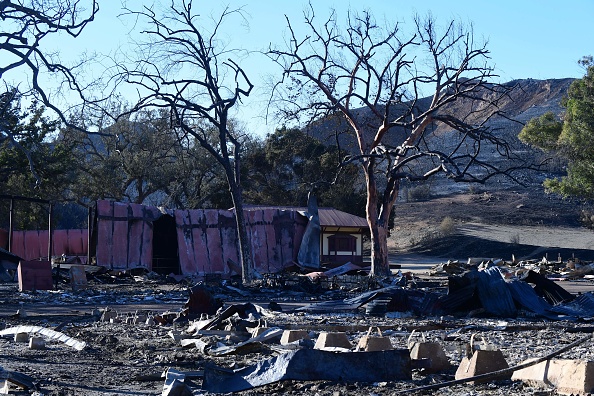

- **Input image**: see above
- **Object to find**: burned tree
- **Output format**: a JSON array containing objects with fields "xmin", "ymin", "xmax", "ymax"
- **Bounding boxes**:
[
  {"xmin": 118, "ymin": 2, "xmax": 255, "ymax": 283},
  {"xmin": 269, "ymin": 9, "xmax": 524, "ymax": 276},
  {"xmin": 0, "ymin": 0, "xmax": 98, "ymax": 179}
]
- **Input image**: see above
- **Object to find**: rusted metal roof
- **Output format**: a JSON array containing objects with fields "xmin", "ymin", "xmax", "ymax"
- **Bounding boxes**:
[{"xmin": 244, "ymin": 206, "xmax": 368, "ymax": 229}]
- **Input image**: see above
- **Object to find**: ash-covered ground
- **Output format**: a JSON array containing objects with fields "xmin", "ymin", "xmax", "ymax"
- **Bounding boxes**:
[{"xmin": 1, "ymin": 271, "xmax": 594, "ymax": 396}]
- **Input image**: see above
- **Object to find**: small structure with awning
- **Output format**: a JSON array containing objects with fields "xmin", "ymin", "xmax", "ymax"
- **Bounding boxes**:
[{"xmin": 244, "ymin": 205, "xmax": 369, "ymax": 266}]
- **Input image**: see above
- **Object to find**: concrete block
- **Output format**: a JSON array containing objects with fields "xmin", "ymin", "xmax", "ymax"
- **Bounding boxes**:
[
  {"xmin": 357, "ymin": 335, "xmax": 393, "ymax": 352},
  {"xmin": 251, "ymin": 327, "xmax": 270, "ymax": 337},
  {"xmin": 280, "ymin": 330, "xmax": 310, "ymax": 345},
  {"xmin": 29, "ymin": 336, "xmax": 45, "ymax": 350},
  {"xmin": 14, "ymin": 332, "xmax": 29, "ymax": 343},
  {"xmin": 455, "ymin": 350, "xmax": 510, "ymax": 383},
  {"xmin": 18, "ymin": 260, "xmax": 53, "ymax": 291},
  {"xmin": 409, "ymin": 342, "xmax": 451, "ymax": 372},
  {"xmin": 512, "ymin": 359, "xmax": 594, "ymax": 395},
  {"xmin": 101, "ymin": 310, "xmax": 117, "ymax": 322},
  {"xmin": 314, "ymin": 332, "xmax": 352, "ymax": 350},
  {"xmin": 162, "ymin": 368, "xmax": 192, "ymax": 396}
]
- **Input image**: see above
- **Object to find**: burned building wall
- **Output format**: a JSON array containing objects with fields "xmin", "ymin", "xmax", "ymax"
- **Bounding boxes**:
[
  {"xmin": 95, "ymin": 200, "xmax": 306, "ymax": 276},
  {"xmin": 9, "ymin": 229, "xmax": 88, "ymax": 262}
]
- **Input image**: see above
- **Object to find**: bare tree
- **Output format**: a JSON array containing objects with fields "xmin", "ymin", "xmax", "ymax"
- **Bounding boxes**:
[
  {"xmin": 117, "ymin": 1, "xmax": 255, "ymax": 283},
  {"xmin": 268, "ymin": 8, "xmax": 525, "ymax": 276},
  {"xmin": 0, "ymin": 0, "xmax": 98, "ymax": 180}
]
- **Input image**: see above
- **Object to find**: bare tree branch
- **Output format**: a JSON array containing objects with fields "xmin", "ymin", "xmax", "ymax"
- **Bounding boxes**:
[{"xmin": 268, "ymin": 9, "xmax": 533, "ymax": 276}]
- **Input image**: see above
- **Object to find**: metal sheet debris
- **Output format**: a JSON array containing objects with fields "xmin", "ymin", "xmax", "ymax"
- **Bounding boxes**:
[
  {"xmin": 0, "ymin": 325, "xmax": 87, "ymax": 350},
  {"xmin": 202, "ymin": 348, "xmax": 411, "ymax": 393},
  {"xmin": 297, "ymin": 193, "xmax": 321, "ymax": 268}
]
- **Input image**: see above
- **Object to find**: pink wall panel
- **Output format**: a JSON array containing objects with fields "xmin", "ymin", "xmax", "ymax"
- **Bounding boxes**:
[
  {"xmin": 176, "ymin": 210, "xmax": 195, "ymax": 274},
  {"xmin": 248, "ymin": 210, "xmax": 268, "ymax": 272},
  {"xmin": 24, "ymin": 230, "xmax": 43, "ymax": 260},
  {"xmin": 92, "ymin": 200, "xmax": 316, "ymax": 276},
  {"xmin": 127, "ymin": 204, "xmax": 144, "ymax": 267},
  {"xmin": 38, "ymin": 230, "xmax": 49, "ymax": 260},
  {"xmin": 127, "ymin": 220, "xmax": 144, "ymax": 268},
  {"xmin": 190, "ymin": 210, "xmax": 209, "ymax": 274},
  {"xmin": 13, "ymin": 229, "xmax": 89, "ymax": 262},
  {"xmin": 264, "ymin": 210, "xmax": 283, "ymax": 273},
  {"xmin": 96, "ymin": 200, "xmax": 113, "ymax": 267},
  {"xmin": 64, "ymin": 229, "xmax": 86, "ymax": 255},
  {"xmin": 111, "ymin": 203, "xmax": 129, "ymax": 269},
  {"xmin": 220, "ymin": 211, "xmax": 239, "ymax": 274},
  {"xmin": 205, "ymin": 210, "xmax": 223, "ymax": 273}
]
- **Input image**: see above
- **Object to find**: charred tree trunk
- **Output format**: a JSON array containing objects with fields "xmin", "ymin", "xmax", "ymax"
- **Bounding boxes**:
[
  {"xmin": 224, "ymin": 165, "xmax": 254, "ymax": 284},
  {"xmin": 364, "ymin": 158, "xmax": 391, "ymax": 277}
]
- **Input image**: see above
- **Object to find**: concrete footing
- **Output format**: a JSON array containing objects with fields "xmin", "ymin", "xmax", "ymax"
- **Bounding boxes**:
[
  {"xmin": 357, "ymin": 335, "xmax": 393, "ymax": 351},
  {"xmin": 314, "ymin": 332, "xmax": 352, "ymax": 350},
  {"xmin": 280, "ymin": 330, "xmax": 310, "ymax": 345},
  {"xmin": 14, "ymin": 332, "xmax": 29, "ymax": 343},
  {"xmin": 455, "ymin": 350, "xmax": 510, "ymax": 383},
  {"xmin": 409, "ymin": 342, "xmax": 451, "ymax": 372},
  {"xmin": 512, "ymin": 359, "xmax": 594, "ymax": 395},
  {"xmin": 29, "ymin": 336, "xmax": 45, "ymax": 350},
  {"xmin": 101, "ymin": 311, "xmax": 117, "ymax": 322}
]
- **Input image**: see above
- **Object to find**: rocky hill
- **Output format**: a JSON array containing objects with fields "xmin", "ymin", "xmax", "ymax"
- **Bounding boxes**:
[
  {"xmin": 306, "ymin": 78, "xmax": 574, "ymax": 190},
  {"xmin": 307, "ymin": 78, "xmax": 573, "ymax": 145}
]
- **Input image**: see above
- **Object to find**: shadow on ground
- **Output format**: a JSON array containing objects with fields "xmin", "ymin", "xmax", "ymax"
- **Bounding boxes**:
[{"xmin": 410, "ymin": 233, "xmax": 594, "ymax": 262}]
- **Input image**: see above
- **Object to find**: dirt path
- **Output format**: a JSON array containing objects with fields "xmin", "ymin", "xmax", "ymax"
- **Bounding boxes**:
[{"xmin": 458, "ymin": 222, "xmax": 594, "ymax": 250}]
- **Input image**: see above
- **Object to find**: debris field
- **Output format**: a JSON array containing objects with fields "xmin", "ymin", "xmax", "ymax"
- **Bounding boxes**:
[{"xmin": 3, "ymin": 256, "xmax": 594, "ymax": 395}]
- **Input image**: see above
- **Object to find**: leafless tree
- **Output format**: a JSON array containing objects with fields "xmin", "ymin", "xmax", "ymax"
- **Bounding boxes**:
[
  {"xmin": 0, "ymin": 0, "xmax": 98, "ymax": 180},
  {"xmin": 268, "ymin": 8, "xmax": 526, "ymax": 276},
  {"xmin": 117, "ymin": 1, "xmax": 255, "ymax": 283}
]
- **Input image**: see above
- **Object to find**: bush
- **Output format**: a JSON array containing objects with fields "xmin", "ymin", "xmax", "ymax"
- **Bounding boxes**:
[
  {"xmin": 580, "ymin": 210, "xmax": 594, "ymax": 229},
  {"xmin": 439, "ymin": 216, "xmax": 457, "ymax": 236},
  {"xmin": 407, "ymin": 185, "xmax": 432, "ymax": 202},
  {"xmin": 509, "ymin": 233, "xmax": 521, "ymax": 245}
]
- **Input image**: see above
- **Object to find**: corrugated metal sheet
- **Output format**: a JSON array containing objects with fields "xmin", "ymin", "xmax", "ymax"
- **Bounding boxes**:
[
  {"xmin": 244, "ymin": 205, "xmax": 368, "ymax": 228},
  {"xmin": 10, "ymin": 229, "xmax": 88, "ymax": 261},
  {"xmin": 551, "ymin": 292, "xmax": 594, "ymax": 318},
  {"xmin": 96, "ymin": 200, "xmax": 161, "ymax": 269},
  {"xmin": 96, "ymin": 201, "xmax": 307, "ymax": 276},
  {"xmin": 470, "ymin": 267, "xmax": 517, "ymax": 317}
]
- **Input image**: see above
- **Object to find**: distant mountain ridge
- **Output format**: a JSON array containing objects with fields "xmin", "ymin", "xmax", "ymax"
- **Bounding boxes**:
[
  {"xmin": 306, "ymin": 78, "xmax": 573, "ymax": 148},
  {"xmin": 305, "ymin": 78, "xmax": 574, "ymax": 192}
]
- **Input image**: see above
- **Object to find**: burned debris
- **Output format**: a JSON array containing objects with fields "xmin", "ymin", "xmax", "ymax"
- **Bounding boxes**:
[{"xmin": 1, "ymin": 252, "xmax": 594, "ymax": 395}]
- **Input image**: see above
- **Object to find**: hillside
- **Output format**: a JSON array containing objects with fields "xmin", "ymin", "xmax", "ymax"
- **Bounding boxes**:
[
  {"xmin": 307, "ymin": 78, "xmax": 573, "ymax": 149},
  {"xmin": 305, "ymin": 78, "xmax": 594, "ymax": 261}
]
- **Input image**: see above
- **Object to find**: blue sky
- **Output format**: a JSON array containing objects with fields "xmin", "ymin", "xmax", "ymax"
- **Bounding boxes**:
[{"xmin": 22, "ymin": 0, "xmax": 594, "ymax": 136}]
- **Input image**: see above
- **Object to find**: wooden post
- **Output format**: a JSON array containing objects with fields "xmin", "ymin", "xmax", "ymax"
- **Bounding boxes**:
[
  {"xmin": 87, "ymin": 205, "xmax": 92, "ymax": 265},
  {"xmin": 48, "ymin": 202, "xmax": 53, "ymax": 261},
  {"xmin": 8, "ymin": 197, "xmax": 14, "ymax": 253}
]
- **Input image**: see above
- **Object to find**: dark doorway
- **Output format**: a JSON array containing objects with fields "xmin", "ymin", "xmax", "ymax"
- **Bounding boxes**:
[{"xmin": 152, "ymin": 215, "xmax": 179, "ymax": 275}]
